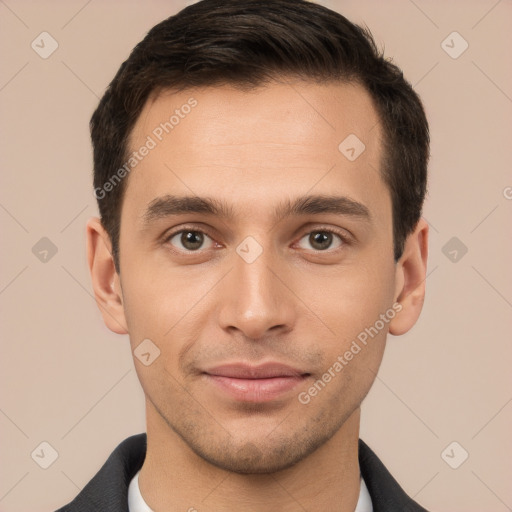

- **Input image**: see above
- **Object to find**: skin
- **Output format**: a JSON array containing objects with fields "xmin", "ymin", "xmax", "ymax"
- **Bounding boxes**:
[{"xmin": 87, "ymin": 79, "xmax": 428, "ymax": 511}]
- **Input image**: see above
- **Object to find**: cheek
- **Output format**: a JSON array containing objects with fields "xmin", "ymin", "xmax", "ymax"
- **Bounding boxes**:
[
  {"xmin": 300, "ymin": 261, "xmax": 396, "ymax": 338},
  {"xmin": 297, "ymin": 262, "xmax": 395, "ymax": 395},
  {"xmin": 120, "ymin": 261, "xmax": 210, "ymax": 337}
]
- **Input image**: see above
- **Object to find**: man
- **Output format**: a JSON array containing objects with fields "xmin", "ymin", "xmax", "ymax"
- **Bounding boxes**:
[{"xmin": 57, "ymin": 0, "xmax": 430, "ymax": 510}]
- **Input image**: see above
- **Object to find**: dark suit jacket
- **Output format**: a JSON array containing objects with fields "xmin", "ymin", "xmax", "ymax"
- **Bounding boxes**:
[{"xmin": 56, "ymin": 434, "xmax": 429, "ymax": 511}]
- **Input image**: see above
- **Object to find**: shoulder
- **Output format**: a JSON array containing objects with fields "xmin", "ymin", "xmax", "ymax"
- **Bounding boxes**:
[
  {"xmin": 55, "ymin": 433, "xmax": 147, "ymax": 512},
  {"xmin": 358, "ymin": 439, "xmax": 430, "ymax": 512}
]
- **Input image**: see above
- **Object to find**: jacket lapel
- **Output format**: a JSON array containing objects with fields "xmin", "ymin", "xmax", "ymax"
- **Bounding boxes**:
[{"xmin": 358, "ymin": 439, "xmax": 429, "ymax": 511}]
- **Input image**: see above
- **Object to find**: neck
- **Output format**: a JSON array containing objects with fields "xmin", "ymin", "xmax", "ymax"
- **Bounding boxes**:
[{"xmin": 139, "ymin": 402, "xmax": 362, "ymax": 512}]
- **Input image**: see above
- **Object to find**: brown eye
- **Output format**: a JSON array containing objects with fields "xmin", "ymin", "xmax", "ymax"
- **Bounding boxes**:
[
  {"xmin": 297, "ymin": 230, "xmax": 344, "ymax": 251},
  {"xmin": 168, "ymin": 230, "xmax": 213, "ymax": 251}
]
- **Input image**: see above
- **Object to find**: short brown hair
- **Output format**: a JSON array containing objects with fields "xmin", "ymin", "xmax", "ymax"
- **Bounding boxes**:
[{"xmin": 91, "ymin": 0, "xmax": 429, "ymax": 271}]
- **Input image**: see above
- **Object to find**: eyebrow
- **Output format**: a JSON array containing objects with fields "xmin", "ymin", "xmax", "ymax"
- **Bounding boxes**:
[{"xmin": 142, "ymin": 194, "xmax": 371, "ymax": 226}]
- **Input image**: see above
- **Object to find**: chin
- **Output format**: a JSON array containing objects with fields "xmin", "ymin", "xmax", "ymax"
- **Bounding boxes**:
[{"xmin": 187, "ymin": 430, "xmax": 331, "ymax": 475}]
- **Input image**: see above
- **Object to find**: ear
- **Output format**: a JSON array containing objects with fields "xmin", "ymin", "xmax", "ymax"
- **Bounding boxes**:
[
  {"xmin": 389, "ymin": 218, "xmax": 429, "ymax": 336},
  {"xmin": 86, "ymin": 217, "xmax": 128, "ymax": 335}
]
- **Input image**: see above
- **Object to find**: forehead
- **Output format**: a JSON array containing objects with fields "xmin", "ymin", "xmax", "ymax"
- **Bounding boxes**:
[
  {"xmin": 131, "ymin": 79, "xmax": 381, "ymax": 154},
  {"xmin": 124, "ymin": 79, "xmax": 387, "ymax": 224}
]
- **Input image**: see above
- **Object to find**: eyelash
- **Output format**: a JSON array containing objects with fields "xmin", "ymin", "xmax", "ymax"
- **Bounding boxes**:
[{"xmin": 163, "ymin": 225, "xmax": 352, "ymax": 254}]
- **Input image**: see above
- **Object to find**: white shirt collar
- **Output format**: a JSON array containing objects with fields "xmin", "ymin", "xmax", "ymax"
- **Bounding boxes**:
[
  {"xmin": 128, "ymin": 470, "xmax": 373, "ymax": 512},
  {"xmin": 356, "ymin": 476, "xmax": 373, "ymax": 511},
  {"xmin": 128, "ymin": 471, "xmax": 154, "ymax": 512}
]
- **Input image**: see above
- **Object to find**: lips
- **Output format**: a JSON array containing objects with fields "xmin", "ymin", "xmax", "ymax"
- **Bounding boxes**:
[{"xmin": 203, "ymin": 362, "xmax": 309, "ymax": 403}]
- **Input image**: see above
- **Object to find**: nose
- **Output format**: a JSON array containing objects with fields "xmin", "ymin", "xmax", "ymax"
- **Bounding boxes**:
[{"xmin": 217, "ymin": 242, "xmax": 296, "ymax": 340}]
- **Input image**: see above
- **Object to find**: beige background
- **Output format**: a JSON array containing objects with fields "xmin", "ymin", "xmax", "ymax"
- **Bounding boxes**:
[{"xmin": 1, "ymin": 1, "xmax": 511, "ymax": 511}]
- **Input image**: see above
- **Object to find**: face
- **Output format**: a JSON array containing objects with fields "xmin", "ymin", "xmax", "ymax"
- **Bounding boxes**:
[{"xmin": 112, "ymin": 80, "xmax": 402, "ymax": 473}]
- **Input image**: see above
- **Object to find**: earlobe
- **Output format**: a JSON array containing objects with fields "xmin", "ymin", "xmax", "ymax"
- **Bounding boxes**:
[
  {"xmin": 86, "ymin": 217, "xmax": 128, "ymax": 335},
  {"xmin": 389, "ymin": 218, "xmax": 429, "ymax": 336}
]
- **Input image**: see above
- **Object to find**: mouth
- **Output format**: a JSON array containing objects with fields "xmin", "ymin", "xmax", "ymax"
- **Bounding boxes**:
[{"xmin": 202, "ymin": 362, "xmax": 310, "ymax": 403}]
